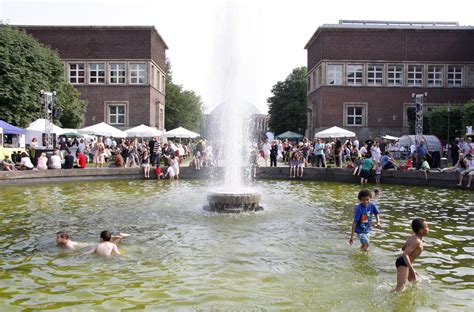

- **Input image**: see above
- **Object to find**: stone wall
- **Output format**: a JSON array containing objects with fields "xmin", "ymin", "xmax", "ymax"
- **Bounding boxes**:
[{"xmin": 0, "ymin": 167, "xmax": 471, "ymax": 190}]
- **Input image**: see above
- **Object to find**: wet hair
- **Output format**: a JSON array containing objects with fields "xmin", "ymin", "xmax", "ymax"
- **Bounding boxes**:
[
  {"xmin": 100, "ymin": 230, "xmax": 112, "ymax": 241},
  {"xmin": 358, "ymin": 189, "xmax": 372, "ymax": 200},
  {"xmin": 56, "ymin": 231, "xmax": 70, "ymax": 240},
  {"xmin": 411, "ymin": 218, "xmax": 426, "ymax": 233},
  {"xmin": 373, "ymin": 188, "xmax": 380, "ymax": 194}
]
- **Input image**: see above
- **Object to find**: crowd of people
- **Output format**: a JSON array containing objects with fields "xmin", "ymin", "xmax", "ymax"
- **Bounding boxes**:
[
  {"xmin": 255, "ymin": 136, "xmax": 474, "ymax": 187},
  {"xmin": 1, "ymin": 134, "xmax": 473, "ymax": 187}
]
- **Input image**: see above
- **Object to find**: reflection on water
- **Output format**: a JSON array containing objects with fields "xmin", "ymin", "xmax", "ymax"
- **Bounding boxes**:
[{"xmin": 0, "ymin": 180, "xmax": 472, "ymax": 310}]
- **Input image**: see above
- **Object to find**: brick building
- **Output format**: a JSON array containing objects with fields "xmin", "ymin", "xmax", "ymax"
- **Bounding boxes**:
[
  {"xmin": 305, "ymin": 20, "xmax": 474, "ymax": 139},
  {"xmin": 21, "ymin": 26, "xmax": 167, "ymax": 130}
]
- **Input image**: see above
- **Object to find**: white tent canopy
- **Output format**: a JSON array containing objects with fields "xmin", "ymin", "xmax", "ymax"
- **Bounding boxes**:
[
  {"xmin": 26, "ymin": 118, "xmax": 66, "ymax": 135},
  {"xmin": 314, "ymin": 126, "xmax": 355, "ymax": 138},
  {"xmin": 163, "ymin": 127, "xmax": 200, "ymax": 138},
  {"xmin": 125, "ymin": 124, "xmax": 162, "ymax": 138},
  {"xmin": 381, "ymin": 135, "xmax": 399, "ymax": 141},
  {"xmin": 25, "ymin": 118, "xmax": 66, "ymax": 147},
  {"xmin": 78, "ymin": 122, "xmax": 126, "ymax": 137}
]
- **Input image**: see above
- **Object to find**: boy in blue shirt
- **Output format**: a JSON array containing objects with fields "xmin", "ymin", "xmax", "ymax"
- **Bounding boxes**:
[{"xmin": 349, "ymin": 189, "xmax": 381, "ymax": 251}]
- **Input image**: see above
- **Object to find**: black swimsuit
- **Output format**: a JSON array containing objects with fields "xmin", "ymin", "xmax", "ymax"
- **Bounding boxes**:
[{"xmin": 395, "ymin": 256, "xmax": 407, "ymax": 268}]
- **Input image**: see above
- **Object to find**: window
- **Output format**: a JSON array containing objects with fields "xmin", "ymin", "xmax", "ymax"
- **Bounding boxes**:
[
  {"xmin": 308, "ymin": 75, "xmax": 312, "ymax": 92},
  {"xmin": 108, "ymin": 105, "xmax": 126, "ymax": 125},
  {"xmin": 69, "ymin": 63, "xmax": 85, "ymax": 84},
  {"xmin": 347, "ymin": 64, "xmax": 363, "ymax": 85},
  {"xmin": 89, "ymin": 63, "xmax": 105, "ymax": 84},
  {"xmin": 109, "ymin": 63, "xmax": 126, "ymax": 84},
  {"xmin": 347, "ymin": 106, "xmax": 363, "ymax": 126},
  {"xmin": 316, "ymin": 66, "xmax": 322, "ymax": 88},
  {"xmin": 151, "ymin": 65, "xmax": 155, "ymax": 87},
  {"xmin": 427, "ymin": 65, "xmax": 443, "ymax": 86},
  {"xmin": 311, "ymin": 70, "xmax": 316, "ymax": 90},
  {"xmin": 326, "ymin": 64, "xmax": 343, "ymax": 85},
  {"xmin": 367, "ymin": 64, "xmax": 383, "ymax": 86},
  {"xmin": 160, "ymin": 73, "xmax": 165, "ymax": 92},
  {"xmin": 447, "ymin": 65, "xmax": 463, "ymax": 87},
  {"xmin": 408, "ymin": 65, "xmax": 423, "ymax": 86},
  {"xmin": 387, "ymin": 65, "xmax": 404, "ymax": 86},
  {"xmin": 130, "ymin": 63, "xmax": 146, "ymax": 84}
]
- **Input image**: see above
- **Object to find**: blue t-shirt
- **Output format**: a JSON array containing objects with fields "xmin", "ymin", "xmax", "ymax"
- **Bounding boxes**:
[
  {"xmin": 353, "ymin": 202, "xmax": 380, "ymax": 234},
  {"xmin": 314, "ymin": 143, "xmax": 324, "ymax": 156},
  {"xmin": 380, "ymin": 155, "xmax": 389, "ymax": 168}
]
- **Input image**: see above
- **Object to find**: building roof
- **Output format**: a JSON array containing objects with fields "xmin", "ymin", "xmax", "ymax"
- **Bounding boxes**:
[
  {"xmin": 305, "ymin": 20, "xmax": 474, "ymax": 49},
  {"xmin": 15, "ymin": 25, "xmax": 168, "ymax": 49}
]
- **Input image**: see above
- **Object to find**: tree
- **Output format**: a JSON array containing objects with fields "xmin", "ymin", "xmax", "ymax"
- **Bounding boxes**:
[
  {"xmin": 462, "ymin": 100, "xmax": 474, "ymax": 128},
  {"xmin": 165, "ymin": 61, "xmax": 203, "ymax": 132},
  {"xmin": 0, "ymin": 26, "xmax": 84, "ymax": 128},
  {"xmin": 267, "ymin": 67, "xmax": 307, "ymax": 135},
  {"xmin": 426, "ymin": 106, "xmax": 463, "ymax": 142}
]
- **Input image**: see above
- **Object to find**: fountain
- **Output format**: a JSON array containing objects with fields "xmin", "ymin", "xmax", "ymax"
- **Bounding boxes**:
[{"xmin": 205, "ymin": 4, "xmax": 262, "ymax": 213}]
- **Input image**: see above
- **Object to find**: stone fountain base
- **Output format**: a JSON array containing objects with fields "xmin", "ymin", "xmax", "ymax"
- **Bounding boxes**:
[{"xmin": 205, "ymin": 191, "xmax": 263, "ymax": 213}]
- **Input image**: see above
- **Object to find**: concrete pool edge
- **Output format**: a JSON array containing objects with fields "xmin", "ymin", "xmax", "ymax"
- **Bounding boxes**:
[{"xmin": 0, "ymin": 167, "xmax": 471, "ymax": 190}]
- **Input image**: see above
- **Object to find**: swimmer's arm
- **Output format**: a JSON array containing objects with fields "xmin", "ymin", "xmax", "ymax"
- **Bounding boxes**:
[
  {"xmin": 349, "ymin": 220, "xmax": 357, "ymax": 245},
  {"xmin": 374, "ymin": 214, "xmax": 381, "ymax": 228},
  {"xmin": 82, "ymin": 245, "xmax": 97, "ymax": 255},
  {"xmin": 402, "ymin": 239, "xmax": 421, "ymax": 275},
  {"xmin": 113, "ymin": 244, "xmax": 121, "ymax": 255}
]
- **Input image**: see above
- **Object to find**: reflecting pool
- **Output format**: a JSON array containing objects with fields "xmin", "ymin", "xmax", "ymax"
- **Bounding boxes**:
[{"xmin": 0, "ymin": 180, "xmax": 472, "ymax": 310}]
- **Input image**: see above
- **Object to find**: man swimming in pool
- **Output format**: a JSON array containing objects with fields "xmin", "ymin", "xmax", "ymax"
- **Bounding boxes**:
[
  {"xmin": 393, "ymin": 218, "xmax": 429, "ymax": 292},
  {"xmin": 85, "ymin": 231, "xmax": 130, "ymax": 256},
  {"xmin": 56, "ymin": 231, "xmax": 89, "ymax": 250}
]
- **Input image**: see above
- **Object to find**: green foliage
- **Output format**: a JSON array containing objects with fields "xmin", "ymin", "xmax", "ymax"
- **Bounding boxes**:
[
  {"xmin": 462, "ymin": 100, "xmax": 474, "ymax": 128},
  {"xmin": 426, "ymin": 106, "xmax": 464, "ymax": 142},
  {"xmin": 56, "ymin": 82, "xmax": 86, "ymax": 128},
  {"xmin": 267, "ymin": 67, "xmax": 307, "ymax": 135},
  {"xmin": 0, "ymin": 26, "xmax": 83, "ymax": 128},
  {"xmin": 165, "ymin": 60, "xmax": 203, "ymax": 132}
]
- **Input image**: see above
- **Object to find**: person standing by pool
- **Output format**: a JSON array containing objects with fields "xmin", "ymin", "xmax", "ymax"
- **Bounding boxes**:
[
  {"xmin": 349, "ymin": 189, "xmax": 381, "ymax": 251},
  {"xmin": 393, "ymin": 218, "xmax": 429, "ymax": 292},
  {"xmin": 360, "ymin": 155, "xmax": 373, "ymax": 184}
]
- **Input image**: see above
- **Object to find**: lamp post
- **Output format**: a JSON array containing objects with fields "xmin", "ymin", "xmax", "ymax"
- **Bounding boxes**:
[{"xmin": 447, "ymin": 106, "xmax": 451, "ymax": 145}]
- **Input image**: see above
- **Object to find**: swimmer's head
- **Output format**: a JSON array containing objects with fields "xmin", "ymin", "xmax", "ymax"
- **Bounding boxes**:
[
  {"xmin": 412, "ymin": 218, "xmax": 429, "ymax": 235},
  {"xmin": 56, "ymin": 231, "xmax": 70, "ymax": 245},
  {"xmin": 358, "ymin": 189, "xmax": 372, "ymax": 206},
  {"xmin": 100, "ymin": 230, "xmax": 112, "ymax": 242},
  {"xmin": 373, "ymin": 188, "xmax": 380, "ymax": 196}
]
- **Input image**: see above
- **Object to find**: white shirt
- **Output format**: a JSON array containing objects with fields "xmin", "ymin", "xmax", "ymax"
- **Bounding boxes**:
[
  {"xmin": 20, "ymin": 157, "xmax": 34, "ymax": 169},
  {"xmin": 262, "ymin": 143, "xmax": 271, "ymax": 155},
  {"xmin": 50, "ymin": 155, "xmax": 62, "ymax": 169}
]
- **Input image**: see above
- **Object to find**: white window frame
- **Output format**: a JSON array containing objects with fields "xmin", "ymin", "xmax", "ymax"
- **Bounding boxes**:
[
  {"xmin": 347, "ymin": 64, "xmax": 364, "ymax": 85},
  {"xmin": 68, "ymin": 63, "xmax": 85, "ymax": 84},
  {"xmin": 129, "ymin": 63, "xmax": 146, "ymax": 84},
  {"xmin": 343, "ymin": 103, "xmax": 367, "ymax": 127},
  {"xmin": 407, "ymin": 65, "xmax": 423, "ymax": 86},
  {"xmin": 89, "ymin": 63, "xmax": 105, "ymax": 84},
  {"xmin": 326, "ymin": 64, "xmax": 343, "ymax": 85},
  {"xmin": 427, "ymin": 65, "xmax": 443, "ymax": 87},
  {"xmin": 387, "ymin": 65, "xmax": 404, "ymax": 86},
  {"xmin": 447, "ymin": 65, "xmax": 463, "ymax": 87},
  {"xmin": 109, "ymin": 63, "xmax": 126, "ymax": 84},
  {"xmin": 107, "ymin": 104, "xmax": 126, "ymax": 125},
  {"xmin": 367, "ymin": 64, "xmax": 383, "ymax": 86}
]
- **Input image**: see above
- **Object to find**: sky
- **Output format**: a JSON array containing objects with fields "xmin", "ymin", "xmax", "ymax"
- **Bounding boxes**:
[{"xmin": 1, "ymin": 0, "xmax": 473, "ymax": 114}]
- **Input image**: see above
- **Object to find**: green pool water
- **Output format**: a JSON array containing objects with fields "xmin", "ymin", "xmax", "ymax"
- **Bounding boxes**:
[{"xmin": 0, "ymin": 180, "xmax": 472, "ymax": 311}]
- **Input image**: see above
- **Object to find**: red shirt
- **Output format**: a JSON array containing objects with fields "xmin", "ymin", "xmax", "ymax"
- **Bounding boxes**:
[{"xmin": 77, "ymin": 153, "xmax": 86, "ymax": 168}]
